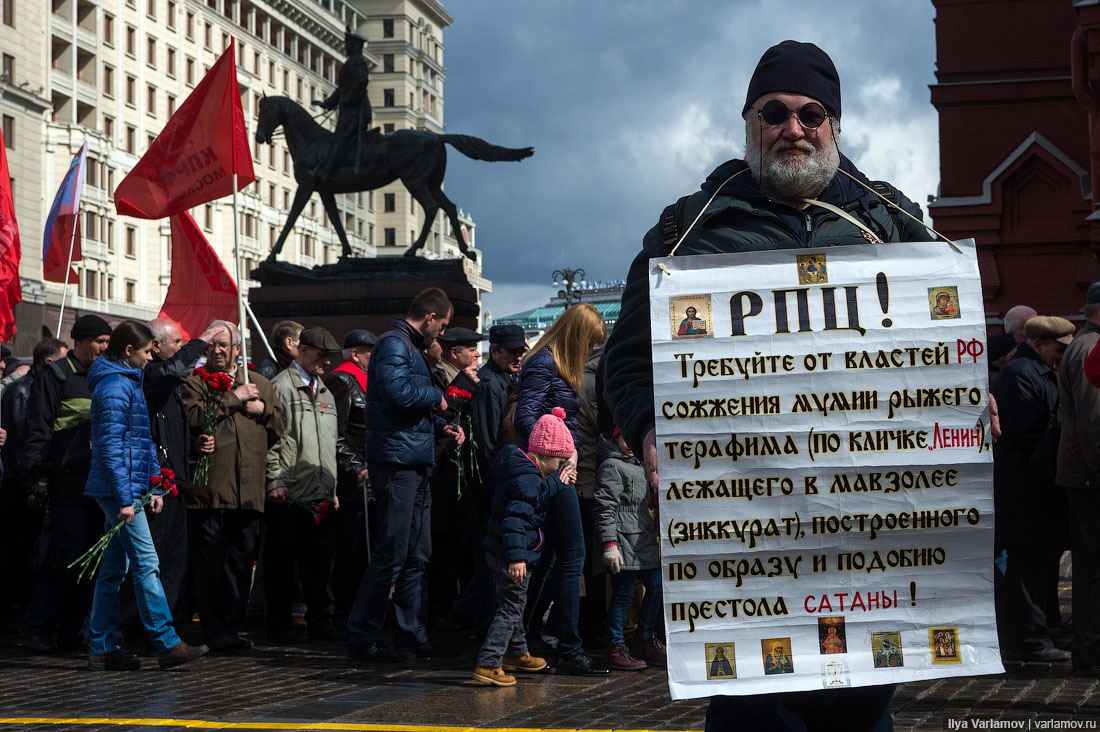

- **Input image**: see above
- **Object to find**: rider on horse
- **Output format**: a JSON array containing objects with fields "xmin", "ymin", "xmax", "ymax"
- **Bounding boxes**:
[{"xmin": 312, "ymin": 25, "xmax": 373, "ymax": 178}]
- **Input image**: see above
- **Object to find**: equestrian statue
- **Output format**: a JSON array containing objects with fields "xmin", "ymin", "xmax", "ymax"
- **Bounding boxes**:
[{"xmin": 254, "ymin": 27, "xmax": 533, "ymax": 262}]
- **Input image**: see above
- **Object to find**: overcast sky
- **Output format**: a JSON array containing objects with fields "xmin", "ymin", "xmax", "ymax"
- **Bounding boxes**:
[{"xmin": 436, "ymin": 1, "xmax": 940, "ymax": 321}]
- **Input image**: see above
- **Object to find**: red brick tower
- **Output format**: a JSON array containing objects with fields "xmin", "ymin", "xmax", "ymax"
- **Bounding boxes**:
[{"xmin": 930, "ymin": 0, "xmax": 1095, "ymax": 325}]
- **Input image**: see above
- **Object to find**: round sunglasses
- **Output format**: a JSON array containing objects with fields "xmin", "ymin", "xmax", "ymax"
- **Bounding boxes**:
[{"xmin": 751, "ymin": 100, "xmax": 831, "ymax": 129}]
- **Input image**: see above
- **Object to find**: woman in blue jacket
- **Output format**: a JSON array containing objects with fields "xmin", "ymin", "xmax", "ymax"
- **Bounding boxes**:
[
  {"xmin": 85, "ymin": 321, "xmax": 207, "ymax": 671},
  {"xmin": 514, "ymin": 303, "xmax": 607, "ymax": 675}
]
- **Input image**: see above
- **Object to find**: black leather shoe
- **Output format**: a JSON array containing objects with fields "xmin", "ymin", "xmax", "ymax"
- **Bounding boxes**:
[
  {"xmin": 208, "ymin": 633, "xmax": 254, "ymax": 652},
  {"xmin": 348, "ymin": 642, "xmax": 408, "ymax": 663},
  {"xmin": 400, "ymin": 640, "xmax": 459, "ymax": 658},
  {"xmin": 89, "ymin": 648, "xmax": 141, "ymax": 671},
  {"xmin": 267, "ymin": 625, "xmax": 309, "ymax": 643},
  {"xmin": 556, "ymin": 653, "xmax": 611, "ymax": 676}
]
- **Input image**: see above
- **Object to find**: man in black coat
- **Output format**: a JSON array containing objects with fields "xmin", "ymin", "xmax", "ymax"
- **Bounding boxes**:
[
  {"xmin": 0, "ymin": 337, "xmax": 67, "ymax": 623},
  {"xmin": 324, "ymin": 329, "xmax": 375, "ymax": 622},
  {"xmin": 992, "ymin": 315, "xmax": 1074, "ymax": 662}
]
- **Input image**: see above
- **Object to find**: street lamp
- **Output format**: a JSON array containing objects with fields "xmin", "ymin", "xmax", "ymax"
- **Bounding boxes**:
[{"xmin": 552, "ymin": 267, "xmax": 587, "ymax": 309}]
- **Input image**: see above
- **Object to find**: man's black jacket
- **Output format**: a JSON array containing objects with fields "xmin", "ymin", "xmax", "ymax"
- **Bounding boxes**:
[
  {"xmin": 22, "ymin": 354, "xmax": 95, "ymax": 502},
  {"xmin": 325, "ymin": 365, "xmax": 368, "ymax": 502},
  {"xmin": 1, "ymin": 372, "xmax": 34, "ymax": 495},
  {"xmin": 145, "ymin": 339, "xmax": 207, "ymax": 494},
  {"xmin": 255, "ymin": 350, "xmax": 293, "ymax": 382}
]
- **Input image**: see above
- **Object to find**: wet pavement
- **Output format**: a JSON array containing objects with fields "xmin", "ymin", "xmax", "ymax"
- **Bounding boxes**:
[{"xmin": 0, "ymin": 620, "xmax": 1097, "ymax": 732}]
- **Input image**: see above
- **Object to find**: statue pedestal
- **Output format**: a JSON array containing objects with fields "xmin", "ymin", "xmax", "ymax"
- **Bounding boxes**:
[{"xmin": 247, "ymin": 256, "xmax": 481, "ymax": 358}]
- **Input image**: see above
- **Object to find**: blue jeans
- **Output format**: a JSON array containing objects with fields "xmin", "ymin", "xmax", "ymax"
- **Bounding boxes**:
[
  {"xmin": 89, "ymin": 498, "xmax": 180, "ymax": 655},
  {"xmin": 524, "ymin": 480, "xmax": 585, "ymax": 656},
  {"xmin": 606, "ymin": 567, "xmax": 662, "ymax": 646},
  {"xmin": 348, "ymin": 463, "xmax": 431, "ymax": 647}
]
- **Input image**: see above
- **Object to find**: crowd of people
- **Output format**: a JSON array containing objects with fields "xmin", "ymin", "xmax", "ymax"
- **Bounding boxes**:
[{"xmin": 0, "ymin": 287, "xmax": 665, "ymax": 681}]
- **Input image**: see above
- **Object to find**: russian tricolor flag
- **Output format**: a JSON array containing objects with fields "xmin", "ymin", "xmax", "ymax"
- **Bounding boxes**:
[{"xmin": 42, "ymin": 142, "xmax": 86, "ymax": 284}]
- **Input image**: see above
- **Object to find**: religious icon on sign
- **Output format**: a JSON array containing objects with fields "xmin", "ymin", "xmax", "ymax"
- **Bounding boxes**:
[
  {"xmin": 818, "ymin": 616, "xmax": 847, "ymax": 654},
  {"xmin": 761, "ymin": 637, "xmax": 795, "ymax": 675},
  {"xmin": 872, "ymin": 631, "xmax": 904, "ymax": 668},
  {"xmin": 797, "ymin": 253, "xmax": 828, "ymax": 284},
  {"xmin": 705, "ymin": 643, "xmax": 736, "ymax": 679},
  {"xmin": 929, "ymin": 627, "xmax": 962, "ymax": 664},
  {"xmin": 928, "ymin": 286, "xmax": 961, "ymax": 320},
  {"xmin": 821, "ymin": 658, "xmax": 850, "ymax": 688},
  {"xmin": 670, "ymin": 294, "xmax": 712, "ymax": 340}
]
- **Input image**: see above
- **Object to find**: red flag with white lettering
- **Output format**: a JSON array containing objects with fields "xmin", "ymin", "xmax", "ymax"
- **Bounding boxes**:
[
  {"xmin": 0, "ymin": 130, "xmax": 22, "ymax": 341},
  {"xmin": 114, "ymin": 40, "xmax": 254, "ymax": 218},
  {"xmin": 159, "ymin": 212, "xmax": 238, "ymax": 340}
]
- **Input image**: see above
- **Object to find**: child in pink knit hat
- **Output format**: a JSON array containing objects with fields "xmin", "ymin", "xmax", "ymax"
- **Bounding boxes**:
[{"xmin": 473, "ymin": 407, "xmax": 574, "ymax": 687}]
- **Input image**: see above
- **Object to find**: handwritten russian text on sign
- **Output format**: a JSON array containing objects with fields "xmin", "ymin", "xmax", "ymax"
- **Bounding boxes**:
[{"xmin": 650, "ymin": 240, "xmax": 1002, "ymax": 699}]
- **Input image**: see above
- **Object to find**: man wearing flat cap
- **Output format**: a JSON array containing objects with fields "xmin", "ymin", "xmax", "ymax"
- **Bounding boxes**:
[
  {"xmin": 1058, "ymin": 284, "xmax": 1100, "ymax": 676},
  {"xmin": 325, "ymin": 329, "xmax": 376, "ymax": 620},
  {"xmin": 427, "ymin": 326, "xmax": 485, "ymax": 626},
  {"xmin": 20, "ymin": 314, "xmax": 111, "ymax": 653},
  {"xmin": 992, "ymin": 316, "xmax": 1073, "ymax": 663},
  {"xmin": 604, "ymin": 40, "xmax": 933, "ymax": 730},
  {"xmin": 264, "ymin": 326, "xmax": 343, "ymax": 642}
]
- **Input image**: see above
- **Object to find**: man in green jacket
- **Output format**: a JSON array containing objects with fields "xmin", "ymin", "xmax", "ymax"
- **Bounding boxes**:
[
  {"xmin": 603, "ymin": 40, "xmax": 931, "ymax": 732},
  {"xmin": 264, "ymin": 326, "xmax": 343, "ymax": 642}
]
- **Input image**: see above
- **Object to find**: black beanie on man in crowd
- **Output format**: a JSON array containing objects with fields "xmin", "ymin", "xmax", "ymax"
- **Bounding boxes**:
[
  {"xmin": 742, "ymin": 40, "xmax": 842, "ymax": 119},
  {"xmin": 70, "ymin": 314, "xmax": 111, "ymax": 341}
]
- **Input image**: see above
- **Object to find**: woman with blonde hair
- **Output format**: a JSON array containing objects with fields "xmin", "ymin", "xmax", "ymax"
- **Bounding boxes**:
[{"xmin": 514, "ymin": 302, "xmax": 607, "ymax": 676}]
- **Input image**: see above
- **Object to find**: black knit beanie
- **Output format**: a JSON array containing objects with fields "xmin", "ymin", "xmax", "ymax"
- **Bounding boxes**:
[
  {"xmin": 742, "ymin": 40, "xmax": 841, "ymax": 119},
  {"xmin": 71, "ymin": 314, "xmax": 111, "ymax": 341}
]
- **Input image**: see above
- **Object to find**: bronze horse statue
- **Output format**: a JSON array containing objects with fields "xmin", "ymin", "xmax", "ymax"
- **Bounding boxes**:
[{"xmin": 255, "ymin": 95, "xmax": 533, "ymax": 261}]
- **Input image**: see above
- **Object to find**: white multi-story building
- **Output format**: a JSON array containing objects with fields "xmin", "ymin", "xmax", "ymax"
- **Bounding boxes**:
[{"xmin": 0, "ymin": 0, "xmax": 486, "ymax": 352}]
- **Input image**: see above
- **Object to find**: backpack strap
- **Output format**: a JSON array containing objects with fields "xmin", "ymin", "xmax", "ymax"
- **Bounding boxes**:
[{"xmin": 658, "ymin": 195, "xmax": 691, "ymax": 248}]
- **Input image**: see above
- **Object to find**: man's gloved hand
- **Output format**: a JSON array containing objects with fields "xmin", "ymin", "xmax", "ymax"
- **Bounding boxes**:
[
  {"xmin": 603, "ymin": 542, "xmax": 623, "ymax": 574},
  {"xmin": 27, "ymin": 481, "xmax": 47, "ymax": 511}
]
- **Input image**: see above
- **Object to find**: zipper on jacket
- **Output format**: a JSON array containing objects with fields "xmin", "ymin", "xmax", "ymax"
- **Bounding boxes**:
[{"xmin": 804, "ymin": 213, "xmax": 814, "ymax": 244}]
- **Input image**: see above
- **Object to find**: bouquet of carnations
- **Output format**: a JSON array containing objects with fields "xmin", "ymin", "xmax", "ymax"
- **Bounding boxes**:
[
  {"xmin": 69, "ymin": 468, "xmax": 178, "ymax": 582},
  {"xmin": 285, "ymin": 495, "xmax": 333, "ymax": 525},
  {"xmin": 191, "ymin": 367, "xmax": 235, "ymax": 486},
  {"xmin": 446, "ymin": 385, "xmax": 480, "ymax": 499}
]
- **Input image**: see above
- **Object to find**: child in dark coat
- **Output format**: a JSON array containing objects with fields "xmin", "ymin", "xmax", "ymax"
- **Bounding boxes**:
[{"xmin": 474, "ymin": 407, "xmax": 574, "ymax": 687}]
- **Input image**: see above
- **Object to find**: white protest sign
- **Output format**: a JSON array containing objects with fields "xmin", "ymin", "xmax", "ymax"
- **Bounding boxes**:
[{"xmin": 649, "ymin": 239, "xmax": 1003, "ymax": 700}]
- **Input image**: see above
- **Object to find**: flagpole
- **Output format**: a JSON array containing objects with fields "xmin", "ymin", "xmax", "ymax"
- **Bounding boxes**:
[
  {"xmin": 244, "ymin": 300, "xmax": 277, "ymax": 362},
  {"xmin": 55, "ymin": 210, "xmax": 79, "ymax": 339},
  {"xmin": 227, "ymin": 39, "xmax": 250, "ymax": 385}
]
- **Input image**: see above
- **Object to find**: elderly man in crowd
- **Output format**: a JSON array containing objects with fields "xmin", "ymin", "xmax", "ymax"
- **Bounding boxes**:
[
  {"xmin": 264, "ymin": 326, "xmax": 344, "ymax": 643},
  {"xmin": 20, "ymin": 315, "xmax": 111, "ymax": 653},
  {"xmin": 1057, "ymin": 283, "xmax": 1100, "ymax": 677},
  {"xmin": 992, "ymin": 316, "xmax": 1073, "ymax": 663},
  {"xmin": 325, "ymin": 329, "xmax": 376, "ymax": 622},
  {"xmin": 347, "ymin": 287, "xmax": 463, "ymax": 662},
  {"xmin": 428, "ymin": 326, "xmax": 484, "ymax": 626},
  {"xmin": 181, "ymin": 320, "xmax": 284, "ymax": 652},
  {"xmin": 604, "ymin": 39, "xmax": 933, "ymax": 731},
  {"xmin": 1004, "ymin": 305, "xmax": 1039, "ymax": 345},
  {"xmin": 0, "ymin": 337, "xmax": 67, "ymax": 625}
]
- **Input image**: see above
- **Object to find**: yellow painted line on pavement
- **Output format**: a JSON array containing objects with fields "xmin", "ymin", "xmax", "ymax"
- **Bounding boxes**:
[{"xmin": 0, "ymin": 719, "xmax": 699, "ymax": 732}]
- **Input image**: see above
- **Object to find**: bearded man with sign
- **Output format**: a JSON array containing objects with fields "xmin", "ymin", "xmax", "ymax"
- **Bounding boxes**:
[{"xmin": 604, "ymin": 40, "xmax": 935, "ymax": 732}]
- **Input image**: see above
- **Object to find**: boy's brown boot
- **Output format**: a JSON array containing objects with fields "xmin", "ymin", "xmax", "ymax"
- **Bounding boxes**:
[
  {"xmin": 158, "ymin": 641, "xmax": 209, "ymax": 670},
  {"xmin": 502, "ymin": 652, "xmax": 547, "ymax": 672},
  {"xmin": 472, "ymin": 666, "xmax": 517, "ymax": 686}
]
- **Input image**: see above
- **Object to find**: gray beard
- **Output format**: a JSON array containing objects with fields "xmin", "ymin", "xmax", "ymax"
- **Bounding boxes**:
[{"xmin": 746, "ymin": 135, "xmax": 841, "ymax": 201}]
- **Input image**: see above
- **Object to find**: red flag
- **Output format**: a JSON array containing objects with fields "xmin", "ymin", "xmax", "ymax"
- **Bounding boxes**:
[
  {"xmin": 114, "ymin": 40, "xmax": 254, "ymax": 218},
  {"xmin": 0, "ymin": 130, "xmax": 22, "ymax": 341},
  {"xmin": 159, "ymin": 212, "xmax": 239, "ymax": 340},
  {"xmin": 42, "ymin": 143, "xmax": 86, "ymax": 283}
]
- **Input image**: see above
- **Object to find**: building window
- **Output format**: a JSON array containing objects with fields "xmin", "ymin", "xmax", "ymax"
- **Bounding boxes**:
[
  {"xmin": 268, "ymin": 61, "xmax": 275, "ymax": 85},
  {"xmin": 125, "ymin": 281, "xmax": 135, "ymax": 303},
  {"xmin": 383, "ymin": 19, "xmax": 393, "ymax": 38},
  {"xmin": 268, "ymin": 184, "xmax": 275, "ymax": 207},
  {"xmin": 383, "ymin": 123, "xmax": 395, "ymax": 133},
  {"xmin": 167, "ymin": 1, "xmax": 175, "ymax": 28},
  {"xmin": 84, "ymin": 210, "xmax": 98, "ymax": 239},
  {"xmin": 147, "ymin": 0, "xmax": 155, "ymax": 19},
  {"xmin": 384, "ymin": 193, "xmax": 395, "ymax": 212},
  {"xmin": 383, "ymin": 89, "xmax": 394, "ymax": 107},
  {"xmin": 203, "ymin": 22, "xmax": 212, "ymax": 50},
  {"xmin": 107, "ymin": 276, "xmax": 114, "ymax": 300},
  {"xmin": 185, "ymin": 11, "xmax": 193, "ymax": 40},
  {"xmin": 125, "ymin": 125, "xmax": 135, "ymax": 154},
  {"xmin": 301, "ymin": 233, "xmax": 313, "ymax": 257},
  {"xmin": 1, "ymin": 53, "xmax": 12, "ymax": 83},
  {"xmin": 253, "ymin": 51, "xmax": 259, "ymax": 75},
  {"xmin": 84, "ymin": 161, "xmax": 97, "ymax": 188},
  {"xmin": 126, "ymin": 26, "xmax": 136, "ymax": 56},
  {"xmin": 125, "ymin": 75, "xmax": 135, "ymax": 105},
  {"xmin": 125, "ymin": 226, "xmax": 136, "ymax": 256},
  {"xmin": 185, "ymin": 57, "xmax": 194, "ymax": 85},
  {"xmin": 147, "ymin": 85, "xmax": 156, "ymax": 114},
  {"xmin": 2, "ymin": 0, "xmax": 12, "ymax": 27},
  {"xmin": 167, "ymin": 94, "xmax": 176, "ymax": 115},
  {"xmin": 102, "ymin": 64, "xmax": 113, "ymax": 95},
  {"xmin": 383, "ymin": 54, "xmax": 394, "ymax": 73},
  {"xmin": 1, "ymin": 116, "xmax": 12, "ymax": 148},
  {"xmin": 84, "ymin": 270, "xmax": 97, "ymax": 299},
  {"xmin": 384, "ymin": 228, "xmax": 396, "ymax": 247},
  {"xmin": 147, "ymin": 36, "xmax": 156, "ymax": 67},
  {"xmin": 203, "ymin": 204, "xmax": 212, "ymax": 231},
  {"xmin": 166, "ymin": 47, "xmax": 175, "ymax": 76},
  {"xmin": 102, "ymin": 115, "xmax": 113, "ymax": 138}
]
